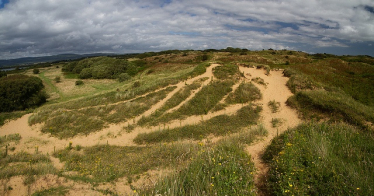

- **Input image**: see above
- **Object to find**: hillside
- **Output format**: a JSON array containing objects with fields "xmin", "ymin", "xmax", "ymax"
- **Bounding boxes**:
[{"xmin": 0, "ymin": 49, "xmax": 373, "ymax": 195}]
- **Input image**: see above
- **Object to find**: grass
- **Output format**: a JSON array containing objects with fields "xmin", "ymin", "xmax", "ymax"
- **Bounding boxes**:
[
  {"xmin": 251, "ymin": 77, "xmax": 267, "ymax": 86},
  {"xmin": 268, "ymin": 100, "xmax": 281, "ymax": 113},
  {"xmin": 140, "ymin": 80, "xmax": 235, "ymax": 127},
  {"xmin": 287, "ymin": 90, "xmax": 374, "ymax": 130},
  {"xmin": 140, "ymin": 126, "xmax": 267, "ymax": 196},
  {"xmin": 137, "ymin": 78, "xmax": 205, "ymax": 127},
  {"xmin": 271, "ymin": 118, "xmax": 283, "ymax": 128},
  {"xmin": 134, "ymin": 105, "xmax": 262, "ymax": 144},
  {"xmin": 31, "ymin": 186, "xmax": 69, "ymax": 196},
  {"xmin": 263, "ymin": 122, "xmax": 374, "ymax": 195},
  {"xmin": 225, "ymin": 82, "xmax": 262, "ymax": 104},
  {"xmin": 54, "ymin": 142, "xmax": 199, "ymax": 183},
  {"xmin": 212, "ymin": 63, "xmax": 241, "ymax": 80},
  {"xmin": 283, "ymin": 58, "xmax": 374, "ymax": 107},
  {"xmin": 29, "ymin": 86, "xmax": 176, "ymax": 138},
  {"xmin": 174, "ymin": 80, "xmax": 234, "ymax": 116},
  {"xmin": 0, "ymin": 152, "xmax": 56, "ymax": 180}
]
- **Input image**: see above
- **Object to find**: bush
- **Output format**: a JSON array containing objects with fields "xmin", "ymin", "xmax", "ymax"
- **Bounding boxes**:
[
  {"xmin": 75, "ymin": 80, "xmax": 84, "ymax": 86},
  {"xmin": 33, "ymin": 68, "xmax": 40, "ymax": 74},
  {"xmin": 0, "ymin": 75, "xmax": 47, "ymax": 112},
  {"xmin": 79, "ymin": 68, "xmax": 92, "ymax": 79},
  {"xmin": 118, "ymin": 73, "xmax": 131, "ymax": 82},
  {"xmin": 0, "ymin": 71, "xmax": 6, "ymax": 78},
  {"xmin": 54, "ymin": 76, "xmax": 61, "ymax": 83}
]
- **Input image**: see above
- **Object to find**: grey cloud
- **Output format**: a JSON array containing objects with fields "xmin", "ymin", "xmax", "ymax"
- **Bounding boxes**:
[{"xmin": 0, "ymin": 0, "xmax": 373, "ymax": 59}]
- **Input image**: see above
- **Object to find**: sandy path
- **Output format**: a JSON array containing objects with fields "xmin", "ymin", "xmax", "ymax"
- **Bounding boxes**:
[{"xmin": 239, "ymin": 67, "xmax": 301, "ymax": 193}]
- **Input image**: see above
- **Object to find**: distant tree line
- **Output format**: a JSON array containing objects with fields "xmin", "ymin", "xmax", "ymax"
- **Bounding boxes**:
[
  {"xmin": 0, "ymin": 75, "xmax": 48, "ymax": 112},
  {"xmin": 62, "ymin": 56, "xmax": 146, "ymax": 80}
]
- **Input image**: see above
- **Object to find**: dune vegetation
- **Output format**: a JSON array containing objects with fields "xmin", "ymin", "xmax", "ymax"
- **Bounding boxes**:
[{"xmin": 0, "ymin": 48, "xmax": 373, "ymax": 195}]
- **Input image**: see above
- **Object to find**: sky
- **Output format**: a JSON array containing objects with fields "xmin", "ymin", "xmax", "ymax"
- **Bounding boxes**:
[{"xmin": 0, "ymin": 0, "xmax": 373, "ymax": 59}]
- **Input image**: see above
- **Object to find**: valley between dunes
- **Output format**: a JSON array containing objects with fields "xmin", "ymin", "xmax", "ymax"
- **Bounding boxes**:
[{"xmin": 0, "ymin": 62, "xmax": 301, "ymax": 195}]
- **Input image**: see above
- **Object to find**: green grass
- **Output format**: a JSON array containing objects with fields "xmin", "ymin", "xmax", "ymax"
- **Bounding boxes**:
[
  {"xmin": 30, "ymin": 86, "xmax": 176, "ymax": 138},
  {"xmin": 31, "ymin": 186, "xmax": 69, "ymax": 196},
  {"xmin": 134, "ymin": 105, "xmax": 262, "ymax": 144},
  {"xmin": 263, "ymin": 122, "xmax": 374, "ymax": 195},
  {"xmin": 0, "ymin": 152, "xmax": 56, "ymax": 180},
  {"xmin": 39, "ymin": 71, "xmax": 63, "ymax": 99},
  {"xmin": 175, "ymin": 80, "xmax": 234, "ymax": 116},
  {"xmin": 212, "ymin": 63, "xmax": 241, "ymax": 80},
  {"xmin": 137, "ymin": 79, "xmax": 205, "ymax": 127},
  {"xmin": 283, "ymin": 58, "xmax": 374, "ymax": 106},
  {"xmin": 251, "ymin": 77, "xmax": 267, "ymax": 86},
  {"xmin": 140, "ymin": 80, "xmax": 235, "ymax": 126},
  {"xmin": 287, "ymin": 90, "xmax": 374, "ymax": 130},
  {"xmin": 63, "ymin": 72, "xmax": 79, "ymax": 79},
  {"xmin": 268, "ymin": 100, "xmax": 281, "ymax": 113},
  {"xmin": 271, "ymin": 118, "xmax": 283, "ymax": 128},
  {"xmin": 54, "ymin": 142, "xmax": 199, "ymax": 183},
  {"xmin": 140, "ymin": 126, "xmax": 267, "ymax": 196},
  {"xmin": 225, "ymin": 82, "xmax": 262, "ymax": 104}
]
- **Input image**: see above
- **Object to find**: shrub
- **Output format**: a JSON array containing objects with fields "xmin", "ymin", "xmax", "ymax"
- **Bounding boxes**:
[
  {"xmin": 79, "ymin": 68, "xmax": 92, "ymax": 79},
  {"xmin": 33, "ymin": 68, "xmax": 40, "ymax": 74},
  {"xmin": 75, "ymin": 80, "xmax": 84, "ymax": 86},
  {"xmin": 118, "ymin": 73, "xmax": 131, "ymax": 82},
  {"xmin": 54, "ymin": 76, "xmax": 61, "ymax": 83},
  {"xmin": 133, "ymin": 81, "xmax": 141, "ymax": 88},
  {"xmin": 0, "ymin": 71, "xmax": 6, "ymax": 78}
]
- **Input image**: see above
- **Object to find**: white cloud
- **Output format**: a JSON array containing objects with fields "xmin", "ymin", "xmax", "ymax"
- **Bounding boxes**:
[{"xmin": 0, "ymin": 0, "xmax": 373, "ymax": 59}]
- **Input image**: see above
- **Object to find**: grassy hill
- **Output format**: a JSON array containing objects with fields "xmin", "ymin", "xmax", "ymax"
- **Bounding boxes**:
[{"xmin": 0, "ymin": 49, "xmax": 373, "ymax": 195}]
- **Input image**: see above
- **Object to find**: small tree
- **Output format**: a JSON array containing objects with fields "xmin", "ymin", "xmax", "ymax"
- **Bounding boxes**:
[{"xmin": 33, "ymin": 68, "xmax": 40, "ymax": 74}]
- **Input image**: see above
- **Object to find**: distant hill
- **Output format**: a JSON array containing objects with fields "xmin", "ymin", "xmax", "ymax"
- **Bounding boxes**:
[{"xmin": 0, "ymin": 53, "xmax": 116, "ymax": 69}]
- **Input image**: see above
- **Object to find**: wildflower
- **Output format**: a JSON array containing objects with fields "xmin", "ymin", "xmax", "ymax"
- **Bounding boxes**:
[
  {"xmin": 286, "ymin": 143, "xmax": 292, "ymax": 147},
  {"xmin": 133, "ymin": 190, "xmax": 137, "ymax": 193},
  {"xmin": 357, "ymin": 188, "xmax": 360, "ymax": 190},
  {"xmin": 211, "ymin": 183, "xmax": 214, "ymax": 187},
  {"xmin": 211, "ymin": 177, "xmax": 214, "ymax": 179}
]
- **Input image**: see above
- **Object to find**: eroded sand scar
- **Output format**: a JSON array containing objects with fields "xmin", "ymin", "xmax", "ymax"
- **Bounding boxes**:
[{"xmin": 239, "ymin": 66, "xmax": 301, "ymax": 192}]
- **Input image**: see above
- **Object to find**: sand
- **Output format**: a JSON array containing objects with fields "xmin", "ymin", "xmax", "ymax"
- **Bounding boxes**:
[{"xmin": 0, "ymin": 64, "xmax": 301, "ymax": 195}]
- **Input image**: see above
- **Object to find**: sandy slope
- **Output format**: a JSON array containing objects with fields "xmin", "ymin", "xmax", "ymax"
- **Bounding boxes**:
[
  {"xmin": 0, "ymin": 64, "xmax": 300, "ymax": 195},
  {"xmin": 239, "ymin": 67, "xmax": 301, "ymax": 194}
]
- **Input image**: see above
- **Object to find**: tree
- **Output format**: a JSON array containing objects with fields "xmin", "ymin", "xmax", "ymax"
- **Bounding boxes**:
[{"xmin": 0, "ymin": 75, "xmax": 47, "ymax": 112}]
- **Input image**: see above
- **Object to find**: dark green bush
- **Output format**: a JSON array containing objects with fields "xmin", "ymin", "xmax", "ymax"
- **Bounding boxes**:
[
  {"xmin": 75, "ymin": 80, "xmax": 84, "ymax": 86},
  {"xmin": 0, "ymin": 75, "xmax": 47, "ymax": 112},
  {"xmin": 0, "ymin": 71, "xmax": 6, "ymax": 78},
  {"xmin": 54, "ymin": 76, "xmax": 61, "ymax": 83},
  {"xmin": 33, "ymin": 68, "xmax": 40, "ymax": 74}
]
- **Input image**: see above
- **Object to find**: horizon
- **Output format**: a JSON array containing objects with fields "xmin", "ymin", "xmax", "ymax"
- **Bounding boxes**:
[{"xmin": 0, "ymin": 0, "xmax": 373, "ymax": 59}]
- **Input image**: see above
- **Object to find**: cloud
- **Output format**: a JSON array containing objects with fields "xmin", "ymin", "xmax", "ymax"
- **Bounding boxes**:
[{"xmin": 0, "ymin": 0, "xmax": 373, "ymax": 59}]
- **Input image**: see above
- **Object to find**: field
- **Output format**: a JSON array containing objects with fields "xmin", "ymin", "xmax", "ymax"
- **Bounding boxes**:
[{"xmin": 0, "ymin": 49, "xmax": 373, "ymax": 195}]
